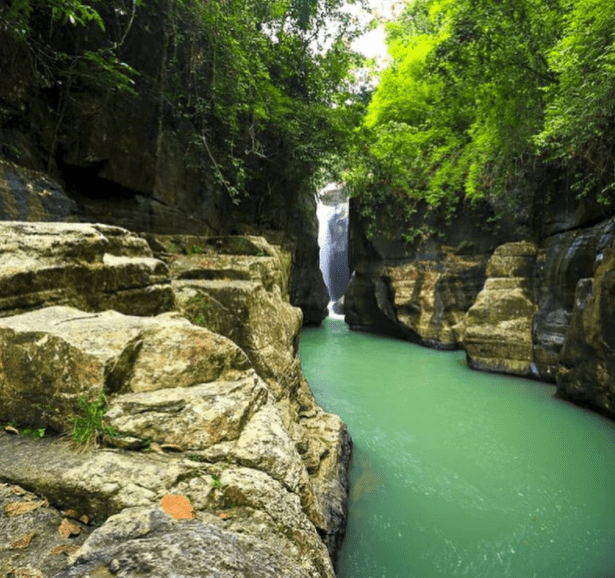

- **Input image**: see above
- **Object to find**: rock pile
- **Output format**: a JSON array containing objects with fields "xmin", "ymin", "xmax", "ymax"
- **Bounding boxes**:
[{"xmin": 0, "ymin": 224, "xmax": 351, "ymax": 578}]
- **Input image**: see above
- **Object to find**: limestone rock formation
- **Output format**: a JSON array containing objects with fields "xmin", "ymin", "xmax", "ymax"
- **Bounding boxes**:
[
  {"xmin": 0, "ymin": 160, "xmax": 77, "ymax": 222},
  {"xmin": 152, "ymin": 233, "xmax": 350, "ymax": 557},
  {"xmin": 346, "ymin": 199, "xmax": 491, "ymax": 348},
  {"xmin": 0, "ymin": 433, "xmax": 335, "ymax": 578},
  {"xmin": 460, "ymin": 241, "xmax": 539, "ymax": 376},
  {"xmin": 0, "ymin": 482, "xmax": 93, "ymax": 578},
  {"xmin": 0, "ymin": 306, "xmax": 250, "ymax": 432},
  {"xmin": 458, "ymin": 220, "xmax": 615, "ymax": 382},
  {"xmin": 0, "ymin": 222, "xmax": 173, "ymax": 317},
  {"xmin": 532, "ymin": 219, "xmax": 615, "ymax": 381},
  {"xmin": 556, "ymin": 237, "xmax": 615, "ymax": 418},
  {"xmin": 0, "ymin": 223, "xmax": 350, "ymax": 577}
]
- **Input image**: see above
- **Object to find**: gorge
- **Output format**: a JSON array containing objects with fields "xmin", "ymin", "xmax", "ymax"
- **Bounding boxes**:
[{"xmin": 3, "ymin": 0, "xmax": 615, "ymax": 576}]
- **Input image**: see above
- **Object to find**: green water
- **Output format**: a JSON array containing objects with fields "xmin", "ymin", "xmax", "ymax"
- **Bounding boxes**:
[{"xmin": 300, "ymin": 319, "xmax": 615, "ymax": 578}]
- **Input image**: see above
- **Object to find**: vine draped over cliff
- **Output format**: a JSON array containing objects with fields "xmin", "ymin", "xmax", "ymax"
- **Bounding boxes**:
[{"xmin": 0, "ymin": 0, "xmax": 365, "ymax": 204}]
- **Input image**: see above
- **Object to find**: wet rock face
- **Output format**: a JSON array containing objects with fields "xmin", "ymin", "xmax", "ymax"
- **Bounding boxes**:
[
  {"xmin": 347, "ymin": 191, "xmax": 615, "ymax": 412},
  {"xmin": 458, "ymin": 222, "xmax": 615, "ymax": 384},
  {"xmin": 532, "ymin": 220, "xmax": 615, "ymax": 381},
  {"xmin": 556, "ymin": 239, "xmax": 615, "ymax": 418},
  {"xmin": 0, "ymin": 161, "xmax": 78, "ymax": 222}
]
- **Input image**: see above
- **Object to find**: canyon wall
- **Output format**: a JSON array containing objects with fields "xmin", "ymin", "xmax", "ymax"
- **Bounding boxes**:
[
  {"xmin": 346, "ymin": 190, "xmax": 615, "ymax": 420},
  {"xmin": 0, "ymin": 6, "xmax": 328, "ymax": 325},
  {"xmin": 0, "ymin": 223, "xmax": 350, "ymax": 577}
]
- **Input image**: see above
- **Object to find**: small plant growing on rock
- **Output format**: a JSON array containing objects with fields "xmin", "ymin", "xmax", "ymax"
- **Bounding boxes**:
[
  {"xmin": 211, "ymin": 474, "xmax": 222, "ymax": 489},
  {"xmin": 71, "ymin": 393, "xmax": 117, "ymax": 449},
  {"xmin": 22, "ymin": 427, "xmax": 46, "ymax": 439}
]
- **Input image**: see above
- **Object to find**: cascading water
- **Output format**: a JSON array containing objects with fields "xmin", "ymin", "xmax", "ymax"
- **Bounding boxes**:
[{"xmin": 317, "ymin": 183, "xmax": 350, "ymax": 318}]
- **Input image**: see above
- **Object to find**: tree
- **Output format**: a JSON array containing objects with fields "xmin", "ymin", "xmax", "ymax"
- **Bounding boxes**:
[
  {"xmin": 344, "ymin": 0, "xmax": 566, "ymax": 238},
  {"xmin": 1, "ymin": 0, "xmax": 365, "ymax": 204},
  {"xmin": 537, "ymin": 0, "xmax": 615, "ymax": 204}
]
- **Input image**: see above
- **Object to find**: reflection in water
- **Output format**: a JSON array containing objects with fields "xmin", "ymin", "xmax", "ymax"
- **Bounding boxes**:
[
  {"xmin": 300, "ymin": 319, "xmax": 615, "ymax": 578},
  {"xmin": 349, "ymin": 452, "xmax": 382, "ymax": 502}
]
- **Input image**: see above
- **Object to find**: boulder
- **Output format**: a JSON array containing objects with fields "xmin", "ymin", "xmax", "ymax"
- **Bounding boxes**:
[
  {"xmin": 0, "ymin": 306, "xmax": 250, "ymax": 432},
  {"xmin": 54, "ymin": 505, "xmax": 332, "ymax": 578},
  {"xmin": 0, "ymin": 433, "xmax": 336, "ymax": 578},
  {"xmin": 460, "ymin": 241, "xmax": 539, "ymax": 376},
  {"xmin": 0, "ymin": 222, "xmax": 173, "ymax": 317},
  {"xmin": 174, "ymin": 280, "xmax": 303, "ymax": 399}
]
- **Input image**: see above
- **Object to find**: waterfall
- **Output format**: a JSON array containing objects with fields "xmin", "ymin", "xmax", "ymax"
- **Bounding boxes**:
[{"xmin": 316, "ymin": 183, "xmax": 349, "ymax": 319}]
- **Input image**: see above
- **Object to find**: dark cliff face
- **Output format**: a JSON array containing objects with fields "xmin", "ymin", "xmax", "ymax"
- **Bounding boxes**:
[
  {"xmin": 0, "ymin": 5, "xmax": 328, "ymax": 325},
  {"xmin": 345, "ymin": 198, "xmax": 512, "ymax": 347},
  {"xmin": 346, "ymin": 184, "xmax": 615, "ymax": 418}
]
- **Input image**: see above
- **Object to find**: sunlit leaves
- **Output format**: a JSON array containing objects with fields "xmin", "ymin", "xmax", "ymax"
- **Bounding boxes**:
[
  {"xmin": 537, "ymin": 0, "xmax": 615, "ymax": 202},
  {"xmin": 345, "ymin": 0, "xmax": 569, "ymax": 227}
]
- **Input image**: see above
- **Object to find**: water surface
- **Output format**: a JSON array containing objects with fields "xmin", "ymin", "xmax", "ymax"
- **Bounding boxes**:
[{"xmin": 300, "ymin": 319, "xmax": 615, "ymax": 578}]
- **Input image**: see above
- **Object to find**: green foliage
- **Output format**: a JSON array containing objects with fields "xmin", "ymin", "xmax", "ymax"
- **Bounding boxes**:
[
  {"xmin": 21, "ymin": 427, "xmax": 46, "ymax": 439},
  {"xmin": 536, "ymin": 0, "xmax": 615, "ymax": 203},
  {"xmin": 1, "ymin": 0, "xmax": 142, "ymax": 170},
  {"xmin": 165, "ymin": 0, "xmax": 366, "ymax": 203},
  {"xmin": 71, "ymin": 392, "xmax": 117, "ymax": 448},
  {"xmin": 4, "ymin": 0, "xmax": 105, "ymax": 35},
  {"xmin": 344, "ymin": 0, "xmax": 575, "ymax": 235},
  {"xmin": 211, "ymin": 474, "xmax": 222, "ymax": 489}
]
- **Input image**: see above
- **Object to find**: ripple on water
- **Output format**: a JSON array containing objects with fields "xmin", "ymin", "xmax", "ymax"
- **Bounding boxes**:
[{"xmin": 301, "ymin": 319, "xmax": 615, "ymax": 578}]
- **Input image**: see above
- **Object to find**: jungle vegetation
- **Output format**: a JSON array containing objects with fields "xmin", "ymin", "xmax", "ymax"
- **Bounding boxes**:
[
  {"xmin": 3, "ymin": 0, "xmax": 615, "ymax": 228},
  {"xmin": 0, "ymin": 0, "xmax": 366, "ymax": 201},
  {"xmin": 344, "ymin": 0, "xmax": 615, "ymax": 238}
]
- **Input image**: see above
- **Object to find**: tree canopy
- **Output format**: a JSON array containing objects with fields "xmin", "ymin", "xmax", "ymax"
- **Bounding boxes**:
[{"xmin": 344, "ymin": 0, "xmax": 615, "ymax": 238}]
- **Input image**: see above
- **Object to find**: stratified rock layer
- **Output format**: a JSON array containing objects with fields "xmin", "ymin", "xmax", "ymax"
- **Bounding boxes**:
[
  {"xmin": 461, "ymin": 241, "xmax": 538, "ymax": 376},
  {"xmin": 556, "ymin": 237, "xmax": 615, "ymax": 415},
  {"xmin": 345, "ymin": 198, "xmax": 492, "ymax": 348},
  {"xmin": 0, "ymin": 221, "xmax": 173, "ymax": 317},
  {"xmin": 346, "ymin": 195, "xmax": 615, "ymax": 418},
  {"xmin": 0, "ymin": 223, "xmax": 350, "ymax": 578}
]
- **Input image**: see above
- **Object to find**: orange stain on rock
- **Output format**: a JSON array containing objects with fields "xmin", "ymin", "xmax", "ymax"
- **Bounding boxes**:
[{"xmin": 161, "ymin": 494, "xmax": 194, "ymax": 519}]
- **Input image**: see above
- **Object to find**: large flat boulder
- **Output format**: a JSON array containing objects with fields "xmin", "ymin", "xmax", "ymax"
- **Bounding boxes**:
[
  {"xmin": 0, "ymin": 306, "xmax": 250, "ymax": 432},
  {"xmin": 0, "ymin": 433, "xmax": 336, "ymax": 578},
  {"xmin": 0, "ymin": 222, "xmax": 173, "ymax": 317}
]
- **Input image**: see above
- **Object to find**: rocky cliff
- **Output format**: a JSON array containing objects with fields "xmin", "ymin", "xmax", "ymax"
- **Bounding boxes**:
[
  {"xmin": 0, "ymin": 223, "xmax": 350, "ymax": 578},
  {"xmin": 0, "ymin": 3, "xmax": 329, "ymax": 324},
  {"xmin": 346, "ymin": 191, "xmax": 615, "ymax": 420}
]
